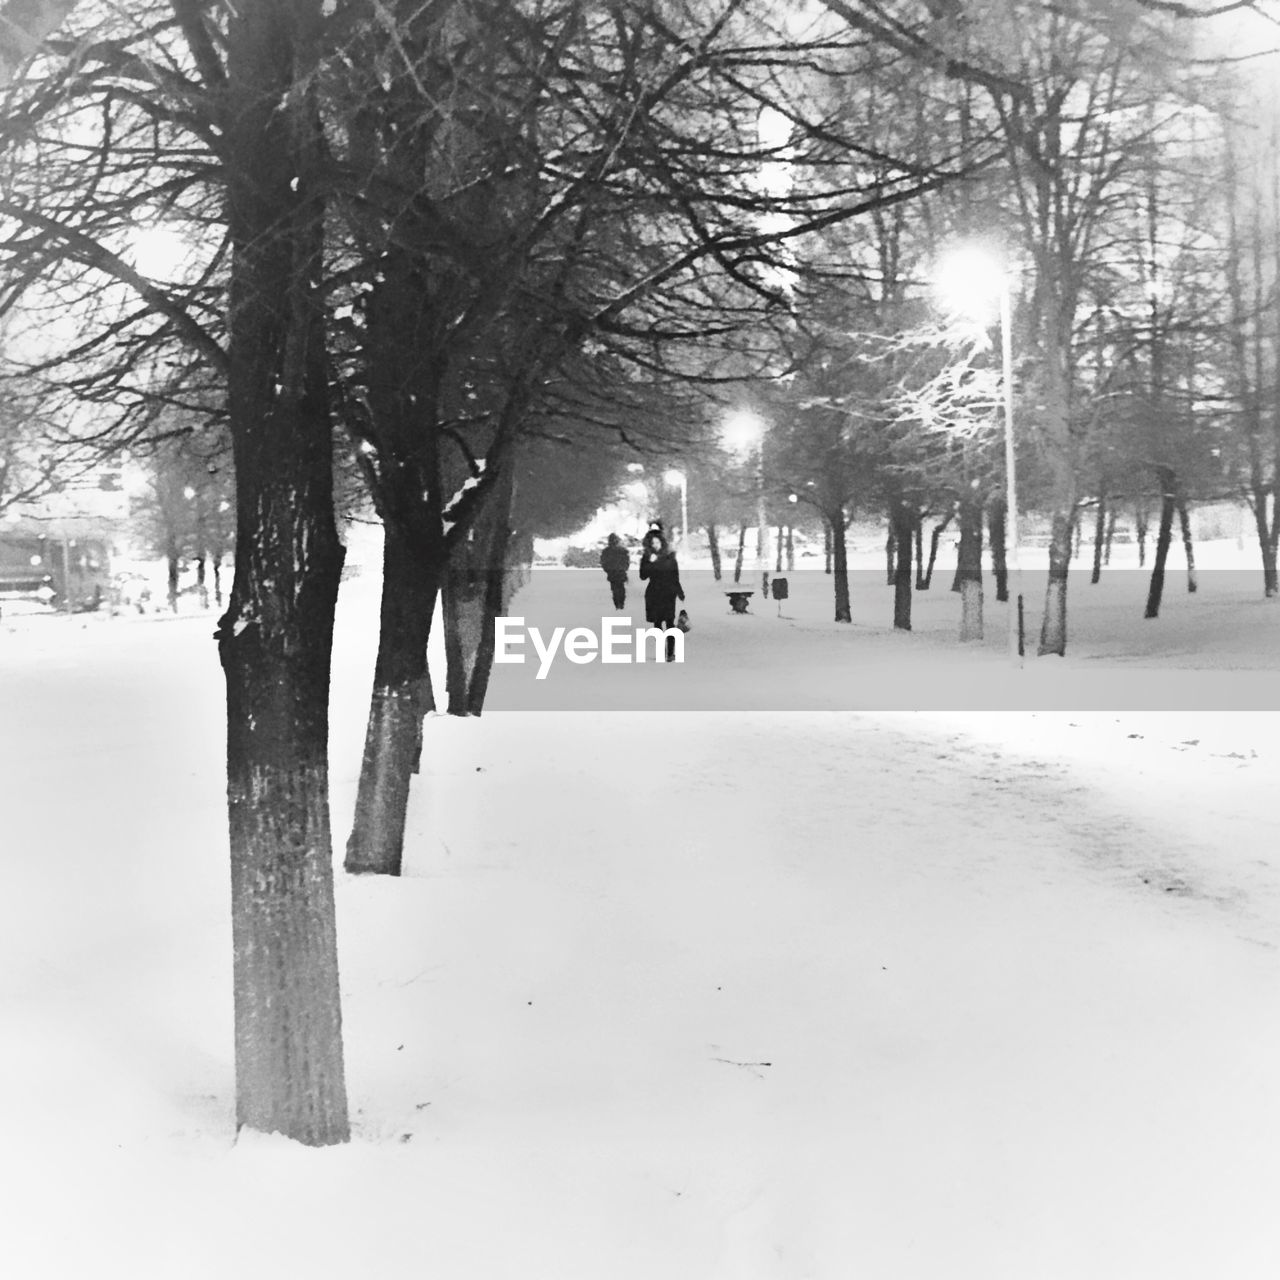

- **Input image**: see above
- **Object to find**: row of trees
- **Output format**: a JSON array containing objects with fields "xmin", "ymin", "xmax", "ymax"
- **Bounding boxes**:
[
  {"xmin": 1, "ymin": 0, "xmax": 1276, "ymax": 1146},
  {"xmin": 642, "ymin": 1, "xmax": 1280, "ymax": 649}
]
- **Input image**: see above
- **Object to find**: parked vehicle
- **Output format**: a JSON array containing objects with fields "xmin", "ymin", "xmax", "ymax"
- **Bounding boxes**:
[{"xmin": 0, "ymin": 531, "xmax": 110, "ymax": 611}]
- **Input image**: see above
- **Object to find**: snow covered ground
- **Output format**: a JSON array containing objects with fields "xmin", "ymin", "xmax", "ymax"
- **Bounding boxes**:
[{"xmin": 1, "ymin": 541, "xmax": 1278, "ymax": 1279}]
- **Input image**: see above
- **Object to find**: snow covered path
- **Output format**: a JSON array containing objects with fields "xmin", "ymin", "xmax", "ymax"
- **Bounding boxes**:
[
  {"xmin": 1, "ymin": 575, "xmax": 1278, "ymax": 1278},
  {"xmin": 395, "ymin": 711, "xmax": 1280, "ymax": 1279}
]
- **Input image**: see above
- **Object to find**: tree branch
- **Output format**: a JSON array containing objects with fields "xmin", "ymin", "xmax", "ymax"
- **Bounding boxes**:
[{"xmin": 0, "ymin": 198, "xmax": 228, "ymax": 374}]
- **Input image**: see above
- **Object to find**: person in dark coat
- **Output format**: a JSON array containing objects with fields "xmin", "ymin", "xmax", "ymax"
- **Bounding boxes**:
[
  {"xmin": 599, "ymin": 533, "xmax": 630, "ymax": 609},
  {"xmin": 638, "ymin": 528, "xmax": 685, "ymax": 661}
]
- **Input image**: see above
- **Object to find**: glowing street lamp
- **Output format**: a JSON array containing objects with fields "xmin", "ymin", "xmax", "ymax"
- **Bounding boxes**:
[
  {"xmin": 936, "ymin": 246, "xmax": 1021, "ymax": 662},
  {"xmin": 129, "ymin": 223, "xmax": 189, "ymax": 280},
  {"xmin": 663, "ymin": 468, "xmax": 688, "ymax": 555},
  {"xmin": 721, "ymin": 410, "xmax": 764, "ymax": 455}
]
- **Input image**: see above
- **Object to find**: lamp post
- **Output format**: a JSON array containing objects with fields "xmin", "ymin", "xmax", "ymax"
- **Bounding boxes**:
[
  {"xmin": 937, "ymin": 247, "xmax": 1021, "ymax": 663},
  {"xmin": 663, "ymin": 468, "xmax": 688, "ymax": 557},
  {"xmin": 787, "ymin": 492, "xmax": 798, "ymax": 571}
]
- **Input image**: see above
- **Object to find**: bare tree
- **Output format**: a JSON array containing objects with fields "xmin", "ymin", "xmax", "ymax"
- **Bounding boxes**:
[
  {"xmin": 1220, "ymin": 107, "xmax": 1280, "ymax": 594},
  {"xmin": 327, "ymin": 0, "xmax": 992, "ymax": 876},
  {"xmin": 0, "ymin": 0, "xmax": 350, "ymax": 1145},
  {"xmin": 0, "ymin": 0, "xmax": 81, "ymax": 82},
  {"xmin": 821, "ymin": 0, "xmax": 1235, "ymax": 652}
]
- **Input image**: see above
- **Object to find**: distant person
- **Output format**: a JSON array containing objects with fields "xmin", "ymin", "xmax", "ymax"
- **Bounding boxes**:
[
  {"xmin": 639, "ymin": 527, "xmax": 684, "ymax": 661},
  {"xmin": 599, "ymin": 533, "xmax": 630, "ymax": 609}
]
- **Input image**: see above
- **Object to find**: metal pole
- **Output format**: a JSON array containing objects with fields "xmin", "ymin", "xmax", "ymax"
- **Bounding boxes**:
[{"xmin": 1000, "ymin": 281, "xmax": 1022, "ymax": 663}]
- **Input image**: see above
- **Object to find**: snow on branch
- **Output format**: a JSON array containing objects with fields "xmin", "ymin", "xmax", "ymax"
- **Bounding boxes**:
[
  {"xmin": 888, "ymin": 319, "xmax": 1003, "ymax": 443},
  {"xmin": 441, "ymin": 459, "xmax": 488, "ymax": 535}
]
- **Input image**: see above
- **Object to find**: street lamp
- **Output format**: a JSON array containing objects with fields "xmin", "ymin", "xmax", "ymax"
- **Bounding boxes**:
[
  {"xmin": 130, "ymin": 223, "xmax": 189, "ymax": 280},
  {"xmin": 722, "ymin": 410, "xmax": 770, "ymax": 595},
  {"xmin": 936, "ymin": 246, "xmax": 1022, "ymax": 663},
  {"xmin": 663, "ymin": 468, "xmax": 688, "ymax": 556}
]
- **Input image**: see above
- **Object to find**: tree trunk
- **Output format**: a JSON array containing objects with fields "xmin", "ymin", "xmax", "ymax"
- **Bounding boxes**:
[
  {"xmin": 1035, "ymin": 318, "xmax": 1077, "ymax": 656},
  {"xmin": 1090, "ymin": 489, "xmax": 1106, "ymax": 584},
  {"xmin": 1103, "ymin": 507, "xmax": 1116, "ymax": 565},
  {"xmin": 218, "ymin": 0, "xmax": 348, "ymax": 1146},
  {"xmin": 1135, "ymin": 502, "xmax": 1149, "ymax": 568},
  {"xmin": 1249, "ymin": 485, "xmax": 1278, "ymax": 596},
  {"xmin": 443, "ymin": 547, "xmax": 484, "ymax": 716},
  {"xmin": 462, "ymin": 464, "xmax": 518, "ymax": 716},
  {"xmin": 989, "ymin": 499, "xmax": 1008, "ymax": 603},
  {"xmin": 912, "ymin": 515, "xmax": 925, "ymax": 590},
  {"xmin": 1269, "ymin": 499, "xmax": 1280, "ymax": 599},
  {"xmin": 345, "ymin": 520, "xmax": 440, "ymax": 877},
  {"xmin": 884, "ymin": 525, "xmax": 895, "ymax": 586},
  {"xmin": 508, "ymin": 529, "xmax": 533, "ymax": 594},
  {"xmin": 1177, "ymin": 500, "xmax": 1197, "ymax": 594},
  {"xmin": 830, "ymin": 508, "xmax": 851, "ymax": 623},
  {"xmin": 1037, "ymin": 510, "xmax": 1073, "ymax": 656},
  {"xmin": 957, "ymin": 495, "xmax": 983, "ymax": 642},
  {"xmin": 196, "ymin": 552, "xmax": 209, "ymax": 609},
  {"xmin": 706, "ymin": 523, "xmax": 721, "ymax": 580},
  {"xmin": 1270, "ymin": 508, "xmax": 1280, "ymax": 597},
  {"xmin": 1144, "ymin": 468, "xmax": 1177, "ymax": 620},
  {"xmin": 345, "ymin": 234, "xmax": 449, "ymax": 871},
  {"xmin": 59, "ymin": 534, "xmax": 73, "ymax": 615},
  {"xmin": 166, "ymin": 538, "xmax": 180, "ymax": 612},
  {"xmin": 920, "ymin": 511, "xmax": 953, "ymax": 590},
  {"xmin": 891, "ymin": 501, "xmax": 914, "ymax": 631},
  {"xmin": 785, "ymin": 524, "xmax": 794, "ymax": 571},
  {"xmin": 212, "ymin": 554, "xmax": 223, "ymax": 607},
  {"xmin": 733, "ymin": 522, "xmax": 746, "ymax": 583},
  {"xmin": 435, "ymin": 447, "xmax": 525, "ymax": 721},
  {"xmin": 775, "ymin": 525, "xmax": 784, "ymax": 572}
]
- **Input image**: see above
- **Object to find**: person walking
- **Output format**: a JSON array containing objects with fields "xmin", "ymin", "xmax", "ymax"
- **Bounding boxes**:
[
  {"xmin": 639, "ymin": 527, "xmax": 685, "ymax": 661},
  {"xmin": 599, "ymin": 533, "xmax": 630, "ymax": 609}
]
